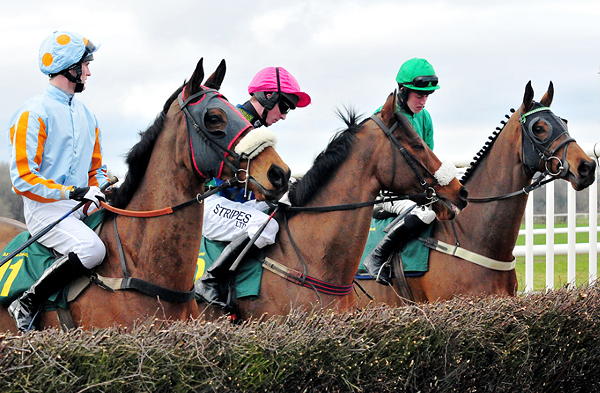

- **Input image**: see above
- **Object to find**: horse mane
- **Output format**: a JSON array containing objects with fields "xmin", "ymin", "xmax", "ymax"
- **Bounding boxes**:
[
  {"xmin": 289, "ymin": 108, "xmax": 364, "ymax": 206},
  {"xmin": 110, "ymin": 84, "xmax": 184, "ymax": 208},
  {"xmin": 460, "ymin": 107, "xmax": 516, "ymax": 184}
]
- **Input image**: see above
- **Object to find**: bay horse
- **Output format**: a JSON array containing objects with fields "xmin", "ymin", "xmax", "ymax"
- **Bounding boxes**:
[
  {"xmin": 200, "ymin": 92, "xmax": 468, "ymax": 319},
  {"xmin": 0, "ymin": 59, "xmax": 290, "ymax": 332},
  {"xmin": 357, "ymin": 82, "xmax": 596, "ymax": 306}
]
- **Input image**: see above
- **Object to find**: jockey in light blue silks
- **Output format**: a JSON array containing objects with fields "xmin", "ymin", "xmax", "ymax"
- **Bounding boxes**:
[{"xmin": 7, "ymin": 31, "xmax": 109, "ymax": 331}]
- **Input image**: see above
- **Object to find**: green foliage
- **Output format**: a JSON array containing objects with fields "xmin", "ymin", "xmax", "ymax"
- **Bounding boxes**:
[{"xmin": 1, "ymin": 287, "xmax": 599, "ymax": 393}]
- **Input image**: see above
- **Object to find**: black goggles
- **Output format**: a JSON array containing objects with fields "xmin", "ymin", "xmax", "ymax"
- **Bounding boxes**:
[
  {"xmin": 411, "ymin": 75, "xmax": 438, "ymax": 88},
  {"xmin": 278, "ymin": 93, "xmax": 298, "ymax": 114}
]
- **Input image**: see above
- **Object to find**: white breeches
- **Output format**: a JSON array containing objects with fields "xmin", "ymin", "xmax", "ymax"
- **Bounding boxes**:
[
  {"xmin": 202, "ymin": 195, "xmax": 279, "ymax": 249},
  {"xmin": 23, "ymin": 199, "xmax": 106, "ymax": 269},
  {"xmin": 380, "ymin": 199, "xmax": 436, "ymax": 224}
]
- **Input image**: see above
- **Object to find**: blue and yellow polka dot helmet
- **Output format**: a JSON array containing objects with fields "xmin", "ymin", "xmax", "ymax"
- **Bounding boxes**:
[{"xmin": 38, "ymin": 31, "xmax": 96, "ymax": 75}]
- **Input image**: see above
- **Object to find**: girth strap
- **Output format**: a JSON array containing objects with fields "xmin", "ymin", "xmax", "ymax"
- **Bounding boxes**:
[
  {"xmin": 91, "ymin": 275, "xmax": 194, "ymax": 303},
  {"xmin": 104, "ymin": 218, "xmax": 194, "ymax": 303},
  {"xmin": 263, "ymin": 257, "xmax": 353, "ymax": 296},
  {"xmin": 420, "ymin": 238, "xmax": 516, "ymax": 271}
]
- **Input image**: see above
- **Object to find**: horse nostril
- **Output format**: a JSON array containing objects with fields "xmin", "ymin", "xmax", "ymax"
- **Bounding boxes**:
[
  {"xmin": 578, "ymin": 160, "xmax": 596, "ymax": 179},
  {"xmin": 267, "ymin": 165, "xmax": 289, "ymax": 189},
  {"xmin": 459, "ymin": 186, "xmax": 469, "ymax": 200}
]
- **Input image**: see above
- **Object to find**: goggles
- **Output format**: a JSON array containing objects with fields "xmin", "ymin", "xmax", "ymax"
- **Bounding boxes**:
[
  {"xmin": 278, "ymin": 93, "xmax": 298, "ymax": 114},
  {"xmin": 410, "ymin": 75, "xmax": 438, "ymax": 88}
]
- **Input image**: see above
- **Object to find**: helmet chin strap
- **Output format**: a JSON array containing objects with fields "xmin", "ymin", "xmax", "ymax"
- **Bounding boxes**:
[
  {"xmin": 60, "ymin": 64, "xmax": 85, "ymax": 93},
  {"xmin": 397, "ymin": 86, "xmax": 413, "ymax": 115}
]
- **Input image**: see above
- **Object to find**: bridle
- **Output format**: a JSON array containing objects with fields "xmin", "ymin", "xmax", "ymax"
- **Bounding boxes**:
[
  {"xmin": 468, "ymin": 104, "xmax": 576, "ymax": 203},
  {"xmin": 369, "ymin": 113, "xmax": 447, "ymax": 203}
]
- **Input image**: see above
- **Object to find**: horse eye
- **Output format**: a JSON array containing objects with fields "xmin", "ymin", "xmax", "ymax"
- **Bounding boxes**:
[{"xmin": 412, "ymin": 144, "xmax": 425, "ymax": 151}]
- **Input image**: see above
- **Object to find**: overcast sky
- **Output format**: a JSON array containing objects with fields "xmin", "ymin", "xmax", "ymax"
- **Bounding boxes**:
[{"xmin": 1, "ymin": 0, "xmax": 599, "ymax": 179}]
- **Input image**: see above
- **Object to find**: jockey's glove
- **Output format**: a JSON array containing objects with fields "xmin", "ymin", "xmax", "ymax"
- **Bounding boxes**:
[{"xmin": 70, "ymin": 186, "xmax": 106, "ymax": 208}]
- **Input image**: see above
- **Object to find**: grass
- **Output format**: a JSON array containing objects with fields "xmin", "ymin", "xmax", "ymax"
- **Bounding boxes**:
[{"xmin": 515, "ymin": 216, "xmax": 599, "ymax": 292}]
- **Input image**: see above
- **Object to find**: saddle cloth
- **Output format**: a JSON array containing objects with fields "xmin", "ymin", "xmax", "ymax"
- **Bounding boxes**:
[
  {"xmin": 357, "ymin": 216, "xmax": 433, "ymax": 278},
  {"xmin": 195, "ymin": 236, "xmax": 264, "ymax": 300},
  {"xmin": 0, "ymin": 210, "xmax": 105, "ymax": 309}
]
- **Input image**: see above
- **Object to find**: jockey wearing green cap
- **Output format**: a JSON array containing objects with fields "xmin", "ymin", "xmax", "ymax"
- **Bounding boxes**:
[{"xmin": 363, "ymin": 58, "xmax": 441, "ymax": 285}]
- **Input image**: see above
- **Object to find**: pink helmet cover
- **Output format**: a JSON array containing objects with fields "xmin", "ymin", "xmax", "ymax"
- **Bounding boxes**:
[{"xmin": 247, "ymin": 66, "xmax": 311, "ymax": 107}]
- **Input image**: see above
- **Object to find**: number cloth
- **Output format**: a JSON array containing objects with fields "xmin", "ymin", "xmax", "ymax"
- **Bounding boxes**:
[{"xmin": 0, "ymin": 210, "xmax": 105, "ymax": 308}]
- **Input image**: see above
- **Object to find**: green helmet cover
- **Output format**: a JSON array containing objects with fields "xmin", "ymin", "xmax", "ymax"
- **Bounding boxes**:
[{"xmin": 395, "ymin": 58, "xmax": 440, "ymax": 91}]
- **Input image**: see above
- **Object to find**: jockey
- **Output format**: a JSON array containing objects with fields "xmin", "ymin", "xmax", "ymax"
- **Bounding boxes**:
[
  {"xmin": 363, "ymin": 57, "xmax": 440, "ymax": 285},
  {"xmin": 195, "ymin": 66, "xmax": 311, "ymax": 309},
  {"xmin": 7, "ymin": 31, "xmax": 109, "ymax": 331}
]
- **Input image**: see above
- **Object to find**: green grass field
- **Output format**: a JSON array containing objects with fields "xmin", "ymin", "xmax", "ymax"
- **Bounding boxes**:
[{"xmin": 515, "ymin": 217, "xmax": 599, "ymax": 292}]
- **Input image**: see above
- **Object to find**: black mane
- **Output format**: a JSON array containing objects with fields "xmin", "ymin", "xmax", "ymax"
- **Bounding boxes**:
[
  {"xmin": 110, "ymin": 85, "xmax": 184, "ymax": 208},
  {"xmin": 460, "ymin": 108, "xmax": 516, "ymax": 184},
  {"xmin": 289, "ymin": 109, "xmax": 364, "ymax": 206}
]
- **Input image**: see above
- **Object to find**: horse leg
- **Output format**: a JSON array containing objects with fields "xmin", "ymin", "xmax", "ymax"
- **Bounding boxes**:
[{"xmin": 0, "ymin": 307, "xmax": 19, "ymax": 334}]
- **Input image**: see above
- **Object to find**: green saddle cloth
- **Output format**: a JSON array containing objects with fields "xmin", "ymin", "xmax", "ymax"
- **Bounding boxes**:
[
  {"xmin": 357, "ymin": 216, "xmax": 432, "ymax": 276},
  {"xmin": 0, "ymin": 210, "xmax": 105, "ymax": 309},
  {"xmin": 194, "ymin": 236, "xmax": 264, "ymax": 299}
]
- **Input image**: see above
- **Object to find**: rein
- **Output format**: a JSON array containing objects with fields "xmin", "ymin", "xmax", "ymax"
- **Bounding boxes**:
[
  {"xmin": 467, "ymin": 173, "xmax": 556, "ymax": 203},
  {"xmin": 279, "ymin": 193, "xmax": 421, "ymax": 213},
  {"xmin": 100, "ymin": 179, "xmax": 239, "ymax": 217}
]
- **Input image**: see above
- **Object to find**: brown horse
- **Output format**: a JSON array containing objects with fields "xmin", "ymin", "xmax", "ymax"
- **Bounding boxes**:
[
  {"xmin": 0, "ymin": 59, "xmax": 290, "ymax": 332},
  {"xmin": 199, "ymin": 92, "xmax": 468, "ymax": 319},
  {"xmin": 357, "ymin": 82, "xmax": 597, "ymax": 306}
]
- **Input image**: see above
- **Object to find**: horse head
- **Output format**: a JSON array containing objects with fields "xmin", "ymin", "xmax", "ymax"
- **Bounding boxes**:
[
  {"xmin": 374, "ymin": 92, "xmax": 468, "ymax": 220},
  {"xmin": 180, "ymin": 58, "xmax": 290, "ymax": 201},
  {"xmin": 515, "ymin": 81, "xmax": 595, "ymax": 190}
]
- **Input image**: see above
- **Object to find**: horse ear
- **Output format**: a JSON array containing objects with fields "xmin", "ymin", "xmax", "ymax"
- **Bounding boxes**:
[
  {"xmin": 380, "ymin": 92, "xmax": 396, "ymax": 125},
  {"xmin": 522, "ymin": 81, "xmax": 534, "ymax": 112},
  {"xmin": 205, "ymin": 59, "xmax": 226, "ymax": 90},
  {"xmin": 188, "ymin": 58, "xmax": 205, "ymax": 96},
  {"xmin": 540, "ymin": 81, "xmax": 554, "ymax": 107}
]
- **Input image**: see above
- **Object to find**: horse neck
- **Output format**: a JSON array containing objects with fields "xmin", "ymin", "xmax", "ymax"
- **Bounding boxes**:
[
  {"xmin": 439, "ymin": 128, "xmax": 531, "ymax": 261},
  {"xmin": 270, "ymin": 145, "xmax": 379, "ymax": 285},
  {"xmin": 107, "ymin": 113, "xmax": 204, "ymax": 291}
]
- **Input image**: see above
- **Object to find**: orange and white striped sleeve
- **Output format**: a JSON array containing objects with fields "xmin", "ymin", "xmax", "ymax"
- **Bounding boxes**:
[{"xmin": 9, "ymin": 111, "xmax": 72, "ymax": 202}]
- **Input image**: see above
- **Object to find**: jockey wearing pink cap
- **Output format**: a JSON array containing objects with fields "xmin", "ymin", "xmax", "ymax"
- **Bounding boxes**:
[
  {"xmin": 195, "ymin": 66, "xmax": 311, "ymax": 310},
  {"xmin": 237, "ymin": 66, "xmax": 311, "ymax": 128}
]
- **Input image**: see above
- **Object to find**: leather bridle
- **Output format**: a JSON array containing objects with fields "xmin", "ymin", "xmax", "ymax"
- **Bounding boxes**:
[{"xmin": 468, "ymin": 104, "xmax": 576, "ymax": 203}]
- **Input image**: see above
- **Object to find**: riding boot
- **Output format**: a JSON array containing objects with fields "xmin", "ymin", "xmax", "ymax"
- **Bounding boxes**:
[
  {"xmin": 8, "ymin": 252, "xmax": 89, "ymax": 332},
  {"xmin": 363, "ymin": 214, "xmax": 429, "ymax": 285},
  {"xmin": 195, "ymin": 235, "xmax": 250, "ymax": 309}
]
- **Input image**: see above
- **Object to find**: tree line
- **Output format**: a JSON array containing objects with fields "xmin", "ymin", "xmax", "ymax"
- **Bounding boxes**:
[{"xmin": 0, "ymin": 162, "xmax": 24, "ymax": 221}]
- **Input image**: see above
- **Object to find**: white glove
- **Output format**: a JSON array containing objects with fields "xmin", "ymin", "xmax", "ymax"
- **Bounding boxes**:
[
  {"xmin": 70, "ymin": 186, "xmax": 106, "ymax": 208},
  {"xmin": 278, "ymin": 191, "xmax": 292, "ymax": 207}
]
